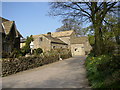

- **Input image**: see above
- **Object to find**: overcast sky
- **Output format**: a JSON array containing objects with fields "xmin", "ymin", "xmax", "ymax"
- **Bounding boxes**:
[{"xmin": 2, "ymin": 2, "xmax": 63, "ymax": 38}]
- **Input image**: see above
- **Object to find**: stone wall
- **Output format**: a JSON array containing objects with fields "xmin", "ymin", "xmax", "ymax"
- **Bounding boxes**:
[
  {"xmin": 33, "ymin": 35, "xmax": 51, "ymax": 52},
  {"xmin": 71, "ymin": 44, "xmax": 85, "ymax": 56},
  {"xmin": 51, "ymin": 43, "xmax": 68, "ymax": 49}
]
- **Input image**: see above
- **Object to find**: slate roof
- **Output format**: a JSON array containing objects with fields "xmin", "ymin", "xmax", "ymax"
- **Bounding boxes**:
[
  {"xmin": 44, "ymin": 30, "xmax": 74, "ymax": 37},
  {"xmin": 0, "ymin": 17, "xmax": 9, "ymax": 23},
  {"xmin": 43, "ymin": 35, "xmax": 68, "ymax": 45},
  {"xmin": 33, "ymin": 30, "xmax": 74, "ymax": 38},
  {"xmin": 2, "ymin": 21, "xmax": 14, "ymax": 34},
  {"xmin": 71, "ymin": 36, "xmax": 88, "ymax": 44},
  {"xmin": 0, "ymin": 17, "xmax": 22, "ymax": 37}
]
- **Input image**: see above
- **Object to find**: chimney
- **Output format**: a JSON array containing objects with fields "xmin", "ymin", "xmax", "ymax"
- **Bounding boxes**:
[{"xmin": 47, "ymin": 32, "xmax": 51, "ymax": 37}]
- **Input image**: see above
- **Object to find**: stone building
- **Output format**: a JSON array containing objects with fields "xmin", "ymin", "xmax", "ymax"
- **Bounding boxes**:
[
  {"xmin": 33, "ymin": 32, "xmax": 68, "ymax": 52},
  {"xmin": 0, "ymin": 17, "xmax": 22, "ymax": 54},
  {"xmin": 32, "ymin": 30, "xmax": 92, "ymax": 56},
  {"xmin": 45, "ymin": 30, "xmax": 76, "ymax": 49},
  {"xmin": 71, "ymin": 36, "xmax": 92, "ymax": 56}
]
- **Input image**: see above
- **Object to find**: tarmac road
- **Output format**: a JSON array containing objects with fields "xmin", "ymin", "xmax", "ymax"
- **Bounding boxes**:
[{"xmin": 2, "ymin": 56, "xmax": 90, "ymax": 88}]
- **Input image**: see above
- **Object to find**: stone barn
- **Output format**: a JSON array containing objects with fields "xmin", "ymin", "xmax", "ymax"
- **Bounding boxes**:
[{"xmin": 71, "ymin": 37, "xmax": 92, "ymax": 56}]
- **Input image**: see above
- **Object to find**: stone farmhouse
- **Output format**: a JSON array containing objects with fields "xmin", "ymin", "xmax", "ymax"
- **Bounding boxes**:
[
  {"xmin": 0, "ymin": 17, "xmax": 22, "ymax": 54},
  {"xmin": 33, "ymin": 32, "xmax": 68, "ymax": 52},
  {"xmin": 32, "ymin": 30, "xmax": 92, "ymax": 56}
]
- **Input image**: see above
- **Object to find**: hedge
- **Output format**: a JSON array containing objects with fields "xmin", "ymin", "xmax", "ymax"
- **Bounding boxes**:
[{"xmin": 2, "ymin": 51, "xmax": 72, "ymax": 77}]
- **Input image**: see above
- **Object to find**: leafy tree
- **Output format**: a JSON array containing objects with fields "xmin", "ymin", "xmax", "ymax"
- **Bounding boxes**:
[
  {"xmin": 101, "ymin": 15, "xmax": 120, "ymax": 54},
  {"xmin": 21, "ymin": 35, "xmax": 34, "ymax": 55},
  {"xmin": 88, "ymin": 35, "xmax": 95, "ymax": 46},
  {"xmin": 104, "ymin": 15, "xmax": 120, "ymax": 45},
  {"xmin": 49, "ymin": 2, "xmax": 119, "ymax": 56}
]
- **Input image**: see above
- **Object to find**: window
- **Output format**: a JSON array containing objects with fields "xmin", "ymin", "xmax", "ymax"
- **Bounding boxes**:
[
  {"xmin": 39, "ymin": 37, "xmax": 43, "ymax": 41},
  {"xmin": 75, "ymin": 48, "xmax": 77, "ymax": 51},
  {"xmin": 53, "ymin": 46, "xmax": 55, "ymax": 49}
]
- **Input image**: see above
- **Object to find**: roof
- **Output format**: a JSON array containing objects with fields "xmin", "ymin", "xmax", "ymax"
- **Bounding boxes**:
[
  {"xmin": 33, "ymin": 30, "xmax": 74, "ymax": 38},
  {"xmin": 71, "ymin": 36, "xmax": 88, "ymax": 44},
  {"xmin": 48, "ymin": 30, "xmax": 74, "ymax": 37},
  {"xmin": 0, "ymin": 17, "xmax": 9, "ymax": 23},
  {"xmin": 0, "ymin": 17, "xmax": 22, "ymax": 37},
  {"xmin": 43, "ymin": 35, "xmax": 68, "ymax": 45},
  {"xmin": 2, "ymin": 21, "xmax": 14, "ymax": 34},
  {"xmin": 16, "ymin": 29, "xmax": 23, "ymax": 37}
]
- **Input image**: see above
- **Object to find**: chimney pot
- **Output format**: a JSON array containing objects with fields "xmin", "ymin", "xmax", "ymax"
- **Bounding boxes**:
[{"xmin": 47, "ymin": 32, "xmax": 51, "ymax": 37}]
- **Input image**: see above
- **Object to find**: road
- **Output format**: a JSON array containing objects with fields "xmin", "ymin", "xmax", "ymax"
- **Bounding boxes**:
[{"xmin": 2, "ymin": 56, "xmax": 90, "ymax": 88}]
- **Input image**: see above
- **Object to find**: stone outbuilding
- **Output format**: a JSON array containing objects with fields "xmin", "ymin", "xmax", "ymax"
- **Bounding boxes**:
[{"xmin": 70, "ymin": 37, "xmax": 92, "ymax": 56}]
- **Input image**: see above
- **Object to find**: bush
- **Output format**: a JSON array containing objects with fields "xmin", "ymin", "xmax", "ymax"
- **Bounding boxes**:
[
  {"xmin": 2, "ymin": 51, "xmax": 9, "ymax": 58},
  {"xmin": 85, "ymin": 53, "xmax": 120, "ymax": 88},
  {"xmin": 9, "ymin": 49, "xmax": 23, "ymax": 58},
  {"xmin": 34, "ymin": 48, "xmax": 43, "ymax": 55}
]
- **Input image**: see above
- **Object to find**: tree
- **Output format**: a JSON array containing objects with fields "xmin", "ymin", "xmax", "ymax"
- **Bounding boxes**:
[
  {"xmin": 101, "ymin": 14, "xmax": 120, "ymax": 54},
  {"xmin": 104, "ymin": 15, "xmax": 120, "ymax": 45},
  {"xmin": 56, "ymin": 18, "xmax": 82, "ymax": 35},
  {"xmin": 56, "ymin": 18, "xmax": 80, "ymax": 31},
  {"xmin": 21, "ymin": 35, "xmax": 34, "ymax": 55},
  {"xmin": 49, "ymin": 2, "xmax": 119, "ymax": 56},
  {"xmin": 56, "ymin": 18, "xmax": 89, "ymax": 36}
]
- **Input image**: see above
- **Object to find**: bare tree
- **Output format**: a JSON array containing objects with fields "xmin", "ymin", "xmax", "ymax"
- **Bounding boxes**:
[
  {"xmin": 56, "ymin": 18, "xmax": 87, "ymax": 36},
  {"xmin": 49, "ymin": 1, "xmax": 119, "ymax": 56}
]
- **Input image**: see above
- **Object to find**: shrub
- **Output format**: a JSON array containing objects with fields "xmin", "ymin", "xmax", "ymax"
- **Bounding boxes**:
[
  {"xmin": 2, "ymin": 51, "xmax": 9, "ymax": 58},
  {"xmin": 85, "ymin": 53, "xmax": 120, "ymax": 88},
  {"xmin": 9, "ymin": 48, "xmax": 23, "ymax": 58},
  {"xmin": 34, "ymin": 48, "xmax": 43, "ymax": 55}
]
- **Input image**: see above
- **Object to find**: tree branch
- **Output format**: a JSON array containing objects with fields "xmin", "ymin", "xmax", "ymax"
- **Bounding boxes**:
[{"xmin": 72, "ymin": 2, "xmax": 91, "ymax": 18}]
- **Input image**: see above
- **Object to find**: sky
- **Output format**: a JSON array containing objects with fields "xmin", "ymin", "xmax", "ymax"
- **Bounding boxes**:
[{"xmin": 2, "ymin": 2, "xmax": 63, "ymax": 38}]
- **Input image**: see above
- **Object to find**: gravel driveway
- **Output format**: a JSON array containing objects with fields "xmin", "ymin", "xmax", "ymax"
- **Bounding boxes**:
[{"xmin": 2, "ymin": 56, "xmax": 90, "ymax": 88}]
